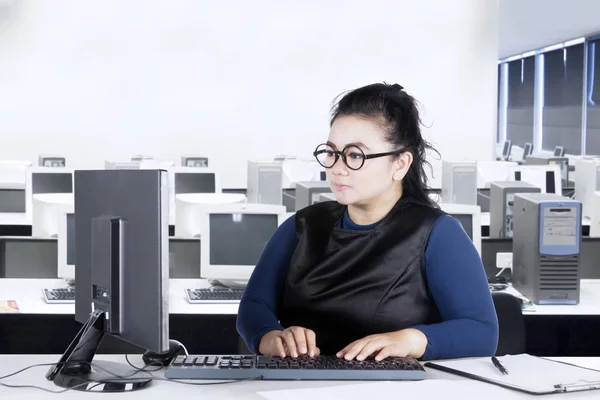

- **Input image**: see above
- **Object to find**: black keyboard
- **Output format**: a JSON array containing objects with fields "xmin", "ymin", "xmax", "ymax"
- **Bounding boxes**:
[
  {"xmin": 42, "ymin": 288, "xmax": 75, "ymax": 304},
  {"xmin": 164, "ymin": 354, "xmax": 425, "ymax": 380},
  {"xmin": 185, "ymin": 288, "xmax": 244, "ymax": 304}
]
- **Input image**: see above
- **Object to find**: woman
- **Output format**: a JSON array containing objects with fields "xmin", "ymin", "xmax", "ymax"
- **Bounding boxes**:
[{"xmin": 236, "ymin": 83, "xmax": 498, "ymax": 361}]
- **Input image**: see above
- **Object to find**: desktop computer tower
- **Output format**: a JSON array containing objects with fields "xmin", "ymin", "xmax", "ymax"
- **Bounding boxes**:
[
  {"xmin": 512, "ymin": 193, "xmax": 581, "ymax": 305},
  {"xmin": 441, "ymin": 160, "xmax": 477, "ymax": 205},
  {"xmin": 525, "ymin": 155, "xmax": 569, "ymax": 188},
  {"xmin": 489, "ymin": 181, "xmax": 540, "ymax": 238},
  {"xmin": 247, "ymin": 161, "xmax": 283, "ymax": 205}
]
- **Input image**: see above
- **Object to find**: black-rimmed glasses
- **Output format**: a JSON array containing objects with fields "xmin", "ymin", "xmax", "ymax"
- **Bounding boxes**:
[{"xmin": 313, "ymin": 143, "xmax": 402, "ymax": 171}]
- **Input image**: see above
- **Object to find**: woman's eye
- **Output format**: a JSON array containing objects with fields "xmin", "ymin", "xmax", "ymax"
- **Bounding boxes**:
[{"xmin": 348, "ymin": 152, "xmax": 363, "ymax": 160}]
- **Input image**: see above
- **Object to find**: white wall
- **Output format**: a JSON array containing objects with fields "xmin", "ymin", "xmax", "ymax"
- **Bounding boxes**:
[
  {"xmin": 0, "ymin": 0, "xmax": 498, "ymax": 188},
  {"xmin": 499, "ymin": 0, "xmax": 600, "ymax": 59}
]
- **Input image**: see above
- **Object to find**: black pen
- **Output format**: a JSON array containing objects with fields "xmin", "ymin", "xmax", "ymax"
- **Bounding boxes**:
[{"xmin": 491, "ymin": 356, "xmax": 509, "ymax": 375}]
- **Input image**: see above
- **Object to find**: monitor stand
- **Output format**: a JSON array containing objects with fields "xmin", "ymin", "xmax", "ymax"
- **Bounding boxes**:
[
  {"xmin": 46, "ymin": 309, "xmax": 152, "ymax": 392},
  {"xmin": 209, "ymin": 278, "xmax": 248, "ymax": 289}
]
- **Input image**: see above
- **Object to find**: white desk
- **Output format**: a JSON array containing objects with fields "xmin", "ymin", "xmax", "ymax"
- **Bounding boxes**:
[
  {"xmin": 0, "ymin": 278, "xmax": 238, "ymax": 315},
  {"xmin": 503, "ymin": 279, "xmax": 600, "ymax": 316},
  {"xmin": 0, "ymin": 213, "xmax": 31, "ymax": 226},
  {"xmin": 0, "ymin": 355, "xmax": 598, "ymax": 399},
  {"xmin": 3, "ymin": 278, "xmax": 600, "ymax": 317}
]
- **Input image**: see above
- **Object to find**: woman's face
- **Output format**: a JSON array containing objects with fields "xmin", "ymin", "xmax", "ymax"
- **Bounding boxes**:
[{"xmin": 325, "ymin": 115, "xmax": 409, "ymax": 206}]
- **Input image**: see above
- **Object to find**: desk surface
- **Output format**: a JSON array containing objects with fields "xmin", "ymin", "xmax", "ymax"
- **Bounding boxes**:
[
  {"xmin": 0, "ymin": 355, "xmax": 598, "ymax": 399},
  {"xmin": 0, "ymin": 279, "xmax": 238, "ymax": 315},
  {"xmin": 504, "ymin": 279, "xmax": 600, "ymax": 316},
  {"xmin": 480, "ymin": 212, "xmax": 592, "ymax": 227},
  {"xmin": 2, "ymin": 278, "xmax": 600, "ymax": 317},
  {"xmin": 0, "ymin": 213, "xmax": 31, "ymax": 226}
]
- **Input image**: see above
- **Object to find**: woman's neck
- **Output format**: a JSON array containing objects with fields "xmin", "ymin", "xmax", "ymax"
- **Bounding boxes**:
[{"xmin": 347, "ymin": 187, "xmax": 403, "ymax": 226}]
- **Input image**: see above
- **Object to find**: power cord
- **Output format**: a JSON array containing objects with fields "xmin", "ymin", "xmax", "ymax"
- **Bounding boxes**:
[{"xmin": 0, "ymin": 357, "xmax": 262, "ymax": 394}]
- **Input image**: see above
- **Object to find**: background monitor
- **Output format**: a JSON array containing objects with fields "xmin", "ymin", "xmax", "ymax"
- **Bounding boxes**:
[
  {"xmin": 181, "ymin": 156, "xmax": 209, "ymax": 168},
  {"xmin": 509, "ymin": 164, "xmax": 562, "ymax": 194},
  {"xmin": 295, "ymin": 181, "xmax": 332, "ymax": 211},
  {"xmin": 174, "ymin": 193, "xmax": 247, "ymax": 237},
  {"xmin": 38, "ymin": 155, "xmax": 66, "ymax": 168},
  {"xmin": 0, "ymin": 188, "xmax": 26, "ymax": 213},
  {"xmin": 554, "ymin": 146, "xmax": 565, "ymax": 157},
  {"xmin": 57, "ymin": 209, "xmax": 75, "ymax": 281},
  {"xmin": 173, "ymin": 167, "xmax": 221, "ymax": 195},
  {"xmin": 502, "ymin": 140, "xmax": 512, "ymax": 159},
  {"xmin": 200, "ymin": 203, "xmax": 286, "ymax": 285},
  {"xmin": 438, "ymin": 203, "xmax": 482, "ymax": 255},
  {"xmin": 31, "ymin": 194, "xmax": 74, "ymax": 237},
  {"xmin": 105, "ymin": 160, "xmax": 140, "ymax": 169},
  {"xmin": 26, "ymin": 167, "xmax": 73, "ymax": 218},
  {"xmin": 523, "ymin": 143, "xmax": 533, "ymax": 159},
  {"xmin": 48, "ymin": 169, "xmax": 170, "ymax": 391}
]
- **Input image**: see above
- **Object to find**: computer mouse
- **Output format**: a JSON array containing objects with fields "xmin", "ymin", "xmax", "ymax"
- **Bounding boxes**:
[{"xmin": 142, "ymin": 340, "xmax": 184, "ymax": 367}]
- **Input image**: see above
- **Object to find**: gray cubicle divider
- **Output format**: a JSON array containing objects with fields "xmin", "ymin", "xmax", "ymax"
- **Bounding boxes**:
[{"xmin": 481, "ymin": 237, "xmax": 600, "ymax": 280}]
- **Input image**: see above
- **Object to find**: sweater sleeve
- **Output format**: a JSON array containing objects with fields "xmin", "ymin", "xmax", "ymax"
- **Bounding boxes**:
[{"xmin": 412, "ymin": 214, "xmax": 499, "ymax": 360}]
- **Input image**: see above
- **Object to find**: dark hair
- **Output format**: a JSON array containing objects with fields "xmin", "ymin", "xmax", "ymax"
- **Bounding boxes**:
[{"xmin": 330, "ymin": 82, "xmax": 439, "ymax": 208}]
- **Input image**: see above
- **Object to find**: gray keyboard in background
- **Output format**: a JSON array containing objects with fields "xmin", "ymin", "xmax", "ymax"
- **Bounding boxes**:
[
  {"xmin": 164, "ymin": 354, "xmax": 426, "ymax": 380},
  {"xmin": 42, "ymin": 288, "xmax": 75, "ymax": 304},
  {"xmin": 185, "ymin": 288, "xmax": 244, "ymax": 304}
]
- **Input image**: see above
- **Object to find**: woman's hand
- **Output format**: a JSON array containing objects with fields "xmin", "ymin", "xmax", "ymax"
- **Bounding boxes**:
[
  {"xmin": 258, "ymin": 326, "xmax": 321, "ymax": 358},
  {"xmin": 336, "ymin": 328, "xmax": 427, "ymax": 361}
]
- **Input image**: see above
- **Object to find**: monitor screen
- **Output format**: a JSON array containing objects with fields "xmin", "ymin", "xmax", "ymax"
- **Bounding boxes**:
[
  {"xmin": 32, "ymin": 173, "xmax": 73, "ymax": 194},
  {"xmin": 209, "ymin": 213, "xmax": 278, "ymax": 265},
  {"xmin": 174, "ymin": 173, "xmax": 216, "ymax": 194},
  {"xmin": 451, "ymin": 213, "xmax": 473, "ymax": 240},
  {"xmin": 523, "ymin": 143, "xmax": 532, "ymax": 158},
  {"xmin": 502, "ymin": 140, "xmax": 511, "ymax": 157},
  {"xmin": 66, "ymin": 213, "xmax": 75, "ymax": 265},
  {"xmin": 0, "ymin": 189, "xmax": 26, "ymax": 213},
  {"xmin": 554, "ymin": 147, "xmax": 564, "ymax": 157}
]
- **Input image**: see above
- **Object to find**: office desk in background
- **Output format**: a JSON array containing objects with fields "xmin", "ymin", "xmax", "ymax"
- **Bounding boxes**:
[
  {"xmin": 3, "ymin": 278, "xmax": 600, "ymax": 357},
  {"xmin": 0, "ymin": 355, "xmax": 599, "ymax": 399},
  {"xmin": 0, "ymin": 279, "xmax": 243, "ymax": 355}
]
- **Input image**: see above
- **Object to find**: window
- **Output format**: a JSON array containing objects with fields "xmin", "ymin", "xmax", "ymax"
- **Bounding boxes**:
[
  {"xmin": 586, "ymin": 39, "xmax": 600, "ymax": 155},
  {"xmin": 506, "ymin": 57, "xmax": 535, "ymax": 147},
  {"xmin": 542, "ymin": 44, "xmax": 584, "ymax": 154}
]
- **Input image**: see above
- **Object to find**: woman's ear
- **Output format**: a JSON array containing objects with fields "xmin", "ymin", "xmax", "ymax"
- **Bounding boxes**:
[{"xmin": 393, "ymin": 152, "xmax": 413, "ymax": 181}]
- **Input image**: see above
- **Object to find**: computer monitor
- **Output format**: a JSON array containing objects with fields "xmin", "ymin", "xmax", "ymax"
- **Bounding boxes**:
[
  {"xmin": 105, "ymin": 160, "xmax": 140, "ymax": 169},
  {"xmin": 295, "ymin": 181, "xmax": 332, "ymax": 211},
  {"xmin": 57, "ymin": 208, "xmax": 75, "ymax": 281},
  {"xmin": 523, "ymin": 143, "xmax": 533, "ymax": 159},
  {"xmin": 502, "ymin": 140, "xmax": 512, "ymax": 160},
  {"xmin": 32, "ymin": 193, "xmax": 74, "ymax": 237},
  {"xmin": 26, "ymin": 167, "xmax": 73, "ymax": 218},
  {"xmin": 174, "ymin": 193, "xmax": 247, "ymax": 237},
  {"xmin": 0, "ymin": 187, "xmax": 26, "ymax": 213},
  {"xmin": 173, "ymin": 167, "xmax": 220, "ymax": 195},
  {"xmin": 508, "ymin": 164, "xmax": 562, "ymax": 194},
  {"xmin": 181, "ymin": 156, "xmax": 209, "ymax": 168},
  {"xmin": 575, "ymin": 157, "xmax": 600, "ymax": 218},
  {"xmin": 441, "ymin": 160, "xmax": 477, "ymax": 204},
  {"xmin": 476, "ymin": 161, "xmax": 517, "ymax": 188},
  {"xmin": 554, "ymin": 146, "xmax": 565, "ymax": 157},
  {"xmin": 46, "ymin": 169, "xmax": 170, "ymax": 392},
  {"xmin": 38, "ymin": 155, "xmax": 66, "ymax": 168},
  {"xmin": 438, "ymin": 203, "xmax": 482, "ymax": 255},
  {"xmin": 199, "ymin": 203, "xmax": 286, "ymax": 286}
]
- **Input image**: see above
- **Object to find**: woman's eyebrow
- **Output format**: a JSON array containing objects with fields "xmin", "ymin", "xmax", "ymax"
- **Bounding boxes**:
[{"xmin": 326, "ymin": 141, "xmax": 371, "ymax": 151}]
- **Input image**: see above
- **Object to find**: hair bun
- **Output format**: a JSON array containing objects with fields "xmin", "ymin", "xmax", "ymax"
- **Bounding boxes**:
[{"xmin": 389, "ymin": 83, "xmax": 404, "ymax": 91}]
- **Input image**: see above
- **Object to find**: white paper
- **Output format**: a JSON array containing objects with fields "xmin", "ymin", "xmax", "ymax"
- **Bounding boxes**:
[
  {"xmin": 257, "ymin": 380, "xmax": 529, "ymax": 400},
  {"xmin": 430, "ymin": 354, "xmax": 600, "ymax": 393}
]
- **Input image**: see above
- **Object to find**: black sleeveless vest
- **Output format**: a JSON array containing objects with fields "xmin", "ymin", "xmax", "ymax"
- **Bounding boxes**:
[{"xmin": 279, "ymin": 197, "xmax": 444, "ymax": 355}]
